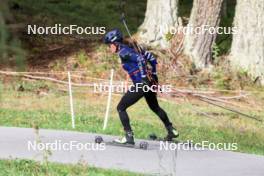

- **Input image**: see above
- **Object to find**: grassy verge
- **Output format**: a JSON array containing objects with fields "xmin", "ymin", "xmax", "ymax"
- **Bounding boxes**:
[
  {"xmin": 0, "ymin": 159, "xmax": 142, "ymax": 176},
  {"xmin": 0, "ymin": 78, "xmax": 264, "ymax": 155}
]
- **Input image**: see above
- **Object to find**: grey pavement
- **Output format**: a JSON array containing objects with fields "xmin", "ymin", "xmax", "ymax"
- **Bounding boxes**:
[{"xmin": 0, "ymin": 127, "xmax": 264, "ymax": 176}]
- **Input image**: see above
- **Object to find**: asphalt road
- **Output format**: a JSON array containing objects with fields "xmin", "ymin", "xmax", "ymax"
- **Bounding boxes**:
[{"xmin": 0, "ymin": 127, "xmax": 264, "ymax": 176}]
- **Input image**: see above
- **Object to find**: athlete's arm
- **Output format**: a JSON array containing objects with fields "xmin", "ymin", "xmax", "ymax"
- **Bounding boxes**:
[
  {"xmin": 141, "ymin": 50, "xmax": 157, "ymax": 75},
  {"xmin": 136, "ymin": 55, "xmax": 147, "ymax": 79}
]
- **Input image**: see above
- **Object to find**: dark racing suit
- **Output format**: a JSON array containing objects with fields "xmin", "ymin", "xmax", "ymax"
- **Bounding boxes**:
[{"xmin": 117, "ymin": 44, "xmax": 173, "ymax": 132}]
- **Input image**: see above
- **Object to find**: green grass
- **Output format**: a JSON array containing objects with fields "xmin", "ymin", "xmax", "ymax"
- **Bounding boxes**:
[
  {"xmin": 0, "ymin": 159, "xmax": 142, "ymax": 176},
  {"xmin": 0, "ymin": 79, "xmax": 264, "ymax": 155}
]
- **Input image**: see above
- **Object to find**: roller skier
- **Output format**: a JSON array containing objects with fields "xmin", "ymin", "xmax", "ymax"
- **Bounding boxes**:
[{"xmin": 104, "ymin": 29, "xmax": 179, "ymax": 145}]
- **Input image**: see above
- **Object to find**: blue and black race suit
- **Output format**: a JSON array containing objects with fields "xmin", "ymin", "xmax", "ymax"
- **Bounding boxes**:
[
  {"xmin": 118, "ymin": 44, "xmax": 157, "ymax": 84},
  {"xmin": 116, "ymin": 44, "xmax": 172, "ymax": 132}
]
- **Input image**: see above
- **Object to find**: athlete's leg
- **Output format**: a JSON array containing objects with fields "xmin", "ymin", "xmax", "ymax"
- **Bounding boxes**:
[
  {"xmin": 144, "ymin": 91, "xmax": 179, "ymax": 140},
  {"xmin": 144, "ymin": 91, "xmax": 172, "ymax": 127},
  {"xmin": 117, "ymin": 86, "xmax": 144, "ymax": 131}
]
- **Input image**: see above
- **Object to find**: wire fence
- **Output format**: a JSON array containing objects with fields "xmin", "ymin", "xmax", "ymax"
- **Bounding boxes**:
[
  {"xmin": 0, "ymin": 70, "xmax": 126, "ymax": 130},
  {"xmin": 0, "ymin": 70, "xmax": 263, "ymax": 130}
]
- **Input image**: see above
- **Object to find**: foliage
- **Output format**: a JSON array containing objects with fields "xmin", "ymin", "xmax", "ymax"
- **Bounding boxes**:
[
  {"xmin": 0, "ymin": 159, "xmax": 141, "ymax": 176},
  {"xmin": 0, "ymin": 1, "xmax": 26, "ymax": 70},
  {"xmin": 76, "ymin": 50, "xmax": 88, "ymax": 66},
  {"xmin": 10, "ymin": 0, "xmax": 146, "ymax": 35},
  {"xmin": 178, "ymin": 0, "xmax": 193, "ymax": 18},
  {"xmin": 165, "ymin": 32, "xmax": 174, "ymax": 42},
  {"xmin": 215, "ymin": 0, "xmax": 236, "ymax": 55},
  {"xmin": 212, "ymin": 42, "xmax": 221, "ymax": 64},
  {"xmin": 4, "ymin": 0, "xmax": 147, "ymax": 68},
  {"xmin": 211, "ymin": 62, "xmax": 254, "ymax": 90}
]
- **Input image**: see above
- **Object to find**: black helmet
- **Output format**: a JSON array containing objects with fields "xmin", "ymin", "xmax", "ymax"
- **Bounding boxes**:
[{"xmin": 104, "ymin": 28, "xmax": 123, "ymax": 44}]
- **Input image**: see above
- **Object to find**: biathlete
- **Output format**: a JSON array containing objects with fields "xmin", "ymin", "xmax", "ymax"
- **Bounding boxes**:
[{"xmin": 104, "ymin": 29, "xmax": 179, "ymax": 145}]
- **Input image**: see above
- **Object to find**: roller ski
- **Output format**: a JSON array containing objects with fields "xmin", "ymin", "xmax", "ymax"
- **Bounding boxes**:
[
  {"xmin": 112, "ymin": 131, "xmax": 135, "ymax": 147},
  {"xmin": 148, "ymin": 127, "xmax": 192, "ymax": 147},
  {"xmin": 95, "ymin": 131, "xmax": 149, "ymax": 150},
  {"xmin": 149, "ymin": 126, "xmax": 182, "ymax": 143}
]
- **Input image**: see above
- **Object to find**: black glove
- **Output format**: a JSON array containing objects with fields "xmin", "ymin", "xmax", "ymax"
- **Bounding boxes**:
[
  {"xmin": 152, "ymin": 74, "xmax": 158, "ymax": 84},
  {"xmin": 141, "ymin": 77, "xmax": 151, "ymax": 86}
]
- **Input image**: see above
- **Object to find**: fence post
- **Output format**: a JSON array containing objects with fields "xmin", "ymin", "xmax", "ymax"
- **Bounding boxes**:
[
  {"xmin": 103, "ymin": 69, "xmax": 114, "ymax": 130},
  {"xmin": 68, "ymin": 71, "xmax": 75, "ymax": 129}
]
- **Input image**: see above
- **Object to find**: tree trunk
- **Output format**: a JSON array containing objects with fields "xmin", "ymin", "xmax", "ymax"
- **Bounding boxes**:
[
  {"xmin": 230, "ymin": 0, "xmax": 264, "ymax": 84},
  {"xmin": 184, "ymin": 0, "xmax": 223, "ymax": 69},
  {"xmin": 139, "ymin": 0, "xmax": 179, "ymax": 48}
]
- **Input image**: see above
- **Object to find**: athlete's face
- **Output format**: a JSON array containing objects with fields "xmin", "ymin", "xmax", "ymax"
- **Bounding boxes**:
[{"xmin": 109, "ymin": 44, "xmax": 117, "ymax": 53}]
